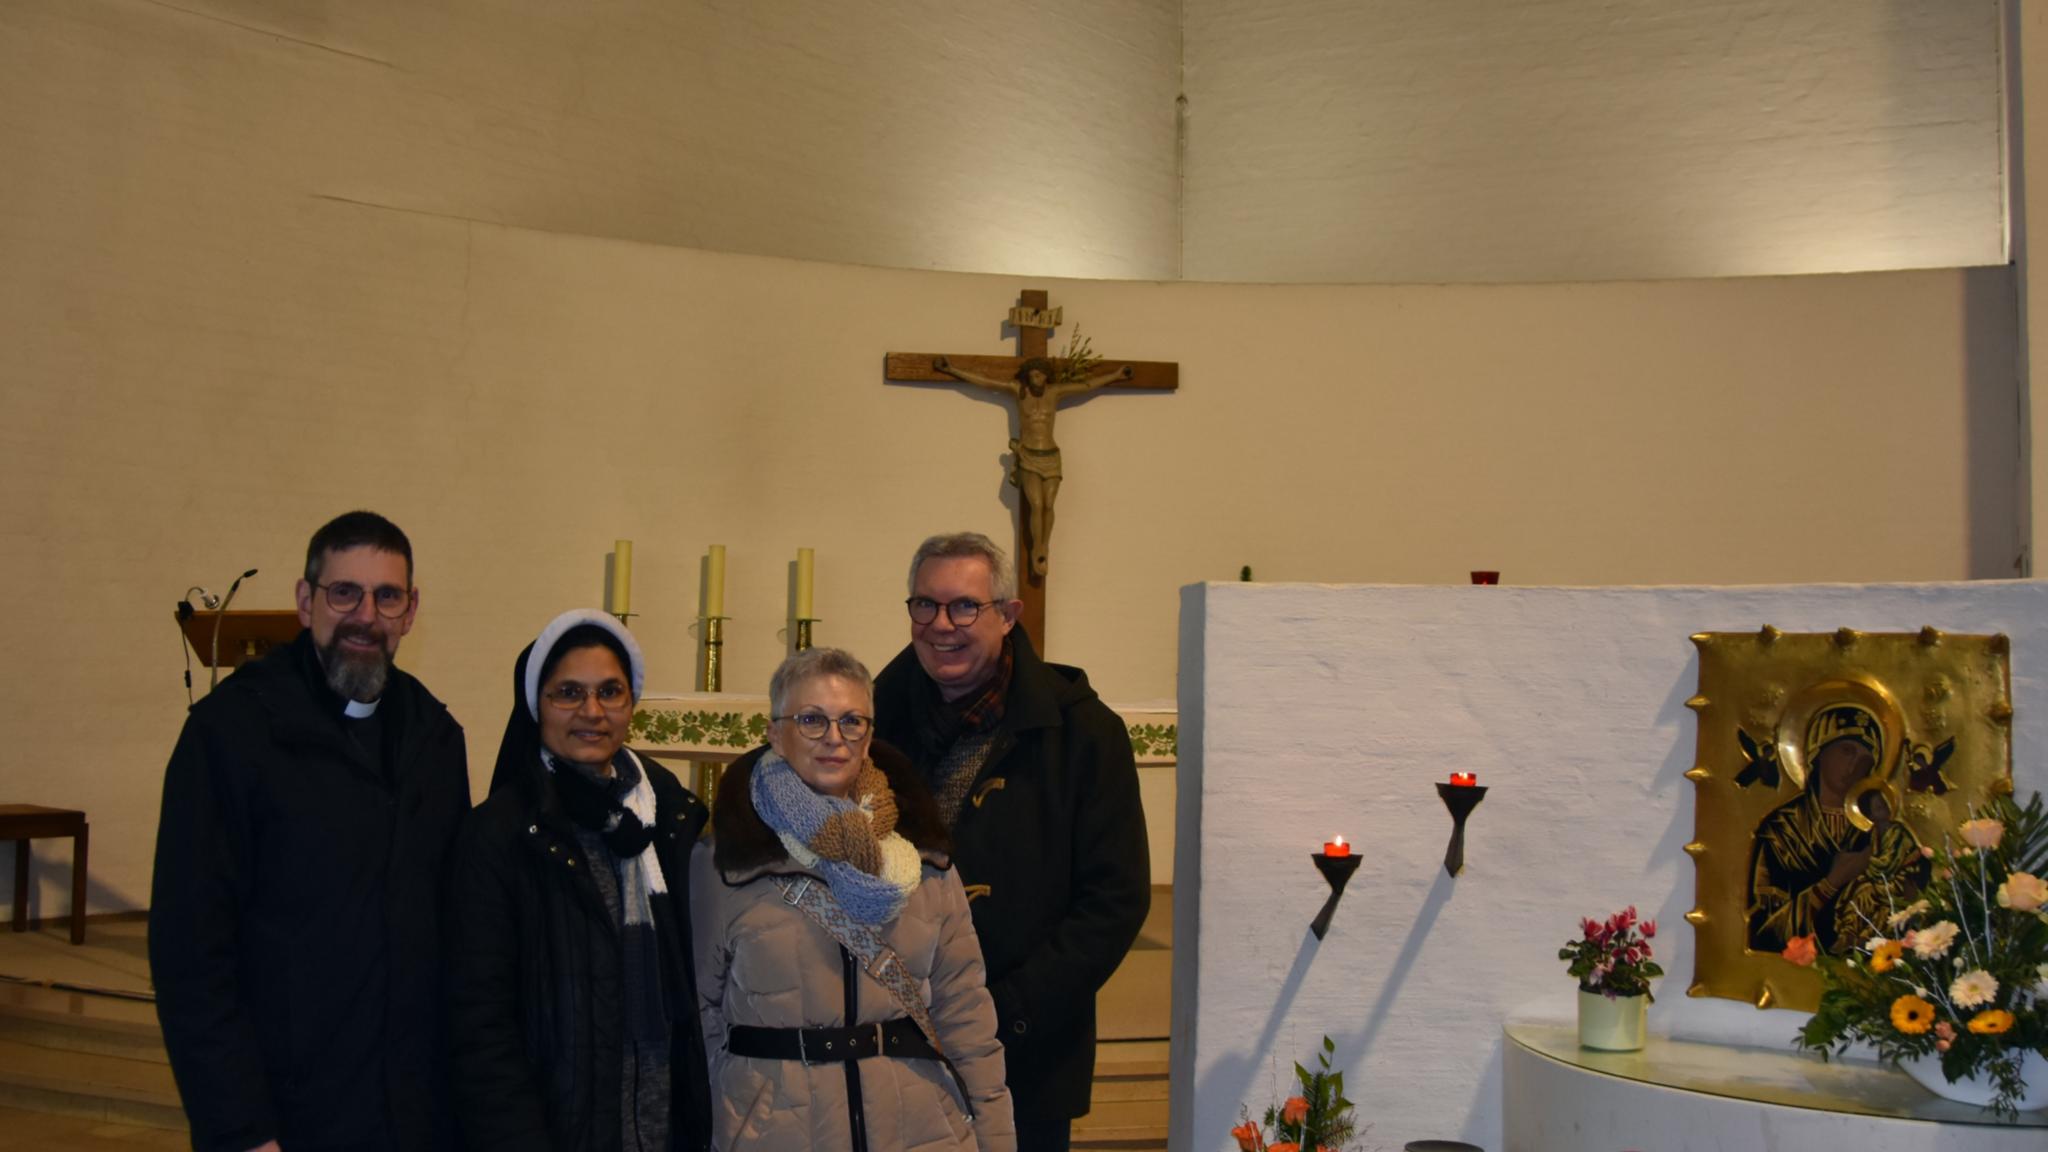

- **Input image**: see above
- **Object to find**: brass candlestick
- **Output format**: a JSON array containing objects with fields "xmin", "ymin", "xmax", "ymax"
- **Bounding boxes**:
[
  {"xmin": 793, "ymin": 618, "xmax": 818, "ymax": 652},
  {"xmin": 699, "ymin": 616, "xmax": 727, "ymax": 692}
]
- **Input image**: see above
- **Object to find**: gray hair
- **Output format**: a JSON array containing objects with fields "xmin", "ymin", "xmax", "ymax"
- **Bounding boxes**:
[
  {"xmin": 906, "ymin": 532, "xmax": 1016, "ymax": 603},
  {"xmin": 768, "ymin": 646, "xmax": 875, "ymax": 717}
]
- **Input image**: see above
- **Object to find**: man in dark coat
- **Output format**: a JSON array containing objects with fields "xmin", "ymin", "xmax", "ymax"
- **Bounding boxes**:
[
  {"xmin": 150, "ymin": 511, "xmax": 471, "ymax": 1152},
  {"xmin": 873, "ymin": 532, "xmax": 1150, "ymax": 1152}
]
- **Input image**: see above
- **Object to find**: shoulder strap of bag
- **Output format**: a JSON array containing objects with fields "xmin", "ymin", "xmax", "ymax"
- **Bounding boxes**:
[{"xmin": 773, "ymin": 874, "xmax": 977, "ymax": 1119}]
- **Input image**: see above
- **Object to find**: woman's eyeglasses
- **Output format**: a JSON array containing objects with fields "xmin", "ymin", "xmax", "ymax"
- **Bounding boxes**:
[{"xmin": 774, "ymin": 712, "xmax": 873, "ymax": 741}]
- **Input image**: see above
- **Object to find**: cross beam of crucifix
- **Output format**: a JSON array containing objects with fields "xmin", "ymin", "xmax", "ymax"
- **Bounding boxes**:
[{"xmin": 884, "ymin": 289, "xmax": 1178, "ymax": 652}]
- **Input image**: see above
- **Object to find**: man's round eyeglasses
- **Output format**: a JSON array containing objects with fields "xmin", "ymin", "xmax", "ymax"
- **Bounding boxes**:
[
  {"xmin": 542, "ymin": 681, "xmax": 633, "ymax": 711},
  {"xmin": 774, "ymin": 712, "xmax": 873, "ymax": 742},
  {"xmin": 906, "ymin": 597, "xmax": 1000, "ymax": 627},
  {"xmin": 313, "ymin": 581, "xmax": 414, "ymax": 618}
]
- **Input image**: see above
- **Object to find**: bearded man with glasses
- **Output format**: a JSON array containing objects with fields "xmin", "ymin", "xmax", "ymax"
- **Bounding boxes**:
[
  {"xmin": 872, "ymin": 532, "xmax": 1149, "ymax": 1152},
  {"xmin": 151, "ymin": 511, "xmax": 471, "ymax": 1152}
]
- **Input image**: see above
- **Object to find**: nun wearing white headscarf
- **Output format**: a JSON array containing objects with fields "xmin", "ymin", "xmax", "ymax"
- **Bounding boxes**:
[{"xmin": 446, "ymin": 609, "xmax": 714, "ymax": 1152}]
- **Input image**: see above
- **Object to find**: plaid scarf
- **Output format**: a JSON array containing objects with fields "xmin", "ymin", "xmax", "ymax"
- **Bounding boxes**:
[
  {"xmin": 954, "ymin": 638, "xmax": 1013, "ymax": 734},
  {"xmin": 911, "ymin": 636, "xmax": 1015, "ymax": 758},
  {"xmin": 911, "ymin": 638, "xmax": 1014, "ymax": 824}
]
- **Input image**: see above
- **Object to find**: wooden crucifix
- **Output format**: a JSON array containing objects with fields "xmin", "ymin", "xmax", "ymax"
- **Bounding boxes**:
[{"xmin": 885, "ymin": 289, "xmax": 1178, "ymax": 651}]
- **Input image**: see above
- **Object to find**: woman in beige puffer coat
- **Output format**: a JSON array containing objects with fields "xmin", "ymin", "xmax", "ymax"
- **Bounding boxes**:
[{"xmin": 692, "ymin": 648, "xmax": 1015, "ymax": 1152}]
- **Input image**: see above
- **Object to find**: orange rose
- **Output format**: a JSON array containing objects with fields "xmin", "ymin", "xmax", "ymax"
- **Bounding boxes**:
[
  {"xmin": 1232, "ymin": 1122, "xmax": 1263, "ymax": 1152},
  {"xmin": 1890, "ymin": 994, "xmax": 1936, "ymax": 1035},
  {"xmin": 1781, "ymin": 935, "xmax": 1818, "ymax": 967},
  {"xmin": 1967, "ymin": 1009, "xmax": 2015, "ymax": 1035},
  {"xmin": 1269, "ymin": 1143, "xmax": 1300, "ymax": 1152},
  {"xmin": 1280, "ymin": 1097, "xmax": 1310, "ymax": 1126}
]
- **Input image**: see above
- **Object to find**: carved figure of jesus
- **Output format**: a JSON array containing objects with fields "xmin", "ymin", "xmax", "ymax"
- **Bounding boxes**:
[{"xmin": 931, "ymin": 354, "xmax": 1134, "ymax": 576}]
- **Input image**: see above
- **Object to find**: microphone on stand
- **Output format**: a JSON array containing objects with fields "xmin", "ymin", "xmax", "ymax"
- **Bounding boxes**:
[
  {"xmin": 178, "ymin": 587, "xmax": 224, "ymax": 703},
  {"xmin": 209, "ymin": 568, "xmax": 259, "ymax": 690}
]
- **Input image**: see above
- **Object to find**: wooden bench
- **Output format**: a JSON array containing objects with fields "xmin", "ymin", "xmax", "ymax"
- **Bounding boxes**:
[{"xmin": 1, "ymin": 806, "xmax": 88, "ymax": 945}]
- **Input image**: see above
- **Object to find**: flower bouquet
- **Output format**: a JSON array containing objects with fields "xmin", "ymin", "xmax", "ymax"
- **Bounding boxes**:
[
  {"xmin": 1792, "ymin": 791, "xmax": 2048, "ymax": 1118},
  {"xmin": 1231, "ymin": 1035, "xmax": 1363, "ymax": 1152}
]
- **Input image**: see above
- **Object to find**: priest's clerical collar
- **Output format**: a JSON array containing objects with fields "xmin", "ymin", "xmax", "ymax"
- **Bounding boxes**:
[{"xmin": 344, "ymin": 698, "xmax": 381, "ymax": 719}]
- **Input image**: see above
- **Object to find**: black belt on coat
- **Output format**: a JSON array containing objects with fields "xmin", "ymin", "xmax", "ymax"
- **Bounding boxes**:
[{"xmin": 727, "ymin": 1019, "xmax": 940, "ymax": 1065}]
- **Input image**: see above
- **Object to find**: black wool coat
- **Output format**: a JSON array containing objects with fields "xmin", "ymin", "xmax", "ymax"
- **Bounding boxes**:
[
  {"xmin": 873, "ymin": 629, "xmax": 1151, "ymax": 1122},
  {"xmin": 150, "ymin": 628, "xmax": 471, "ymax": 1152},
  {"xmin": 445, "ymin": 748, "xmax": 713, "ymax": 1152}
]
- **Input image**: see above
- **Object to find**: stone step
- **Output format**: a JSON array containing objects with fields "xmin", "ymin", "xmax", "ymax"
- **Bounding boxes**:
[
  {"xmin": 1094, "ymin": 1038, "xmax": 1170, "ymax": 1079},
  {"xmin": 0, "ymin": 1037, "xmax": 185, "ymax": 1131},
  {"xmin": 1072, "ymin": 1096, "xmax": 1169, "ymax": 1148},
  {"xmin": 0, "ymin": 983, "xmax": 166, "ymax": 1062},
  {"xmin": 1080, "ymin": 1039, "xmax": 1169, "ymax": 1150}
]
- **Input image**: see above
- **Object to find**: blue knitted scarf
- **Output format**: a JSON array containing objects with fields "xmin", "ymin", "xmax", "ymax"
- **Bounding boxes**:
[{"xmin": 751, "ymin": 750, "xmax": 919, "ymax": 924}]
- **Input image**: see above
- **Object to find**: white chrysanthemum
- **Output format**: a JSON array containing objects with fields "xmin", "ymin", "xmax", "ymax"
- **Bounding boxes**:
[
  {"xmin": 1864, "ymin": 935, "xmax": 1890, "ymax": 954},
  {"xmin": 878, "ymin": 833, "xmax": 923, "ymax": 894},
  {"xmin": 1910, "ymin": 920, "xmax": 1959, "ymax": 960},
  {"xmin": 1950, "ymin": 969, "xmax": 1999, "ymax": 1009}
]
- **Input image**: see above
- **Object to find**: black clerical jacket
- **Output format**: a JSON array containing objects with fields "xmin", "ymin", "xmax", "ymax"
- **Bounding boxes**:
[{"xmin": 150, "ymin": 629, "xmax": 470, "ymax": 1152}]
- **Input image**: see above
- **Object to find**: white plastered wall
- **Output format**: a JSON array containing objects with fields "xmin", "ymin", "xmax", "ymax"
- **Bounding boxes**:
[{"xmin": 1172, "ymin": 580, "xmax": 2048, "ymax": 1151}]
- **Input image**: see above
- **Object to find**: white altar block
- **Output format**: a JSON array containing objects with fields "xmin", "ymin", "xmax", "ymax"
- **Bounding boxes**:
[{"xmin": 1170, "ymin": 581, "xmax": 2048, "ymax": 1152}]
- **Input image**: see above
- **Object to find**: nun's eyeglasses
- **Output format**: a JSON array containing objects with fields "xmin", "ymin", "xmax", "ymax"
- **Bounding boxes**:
[{"xmin": 543, "ymin": 681, "xmax": 632, "ymax": 711}]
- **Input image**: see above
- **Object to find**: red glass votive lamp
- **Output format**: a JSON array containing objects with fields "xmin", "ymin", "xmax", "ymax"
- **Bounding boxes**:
[
  {"xmin": 1322, "ymin": 835, "xmax": 1351, "ymax": 858},
  {"xmin": 1449, "ymin": 772, "xmax": 1477, "ymax": 787}
]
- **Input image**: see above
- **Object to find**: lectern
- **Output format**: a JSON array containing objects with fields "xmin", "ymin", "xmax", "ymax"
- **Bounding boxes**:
[{"xmin": 177, "ymin": 609, "xmax": 302, "ymax": 671}]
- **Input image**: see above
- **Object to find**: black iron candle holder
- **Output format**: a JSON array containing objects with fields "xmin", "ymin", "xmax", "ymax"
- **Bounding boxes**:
[
  {"xmin": 1436, "ymin": 782, "xmax": 1487, "ymax": 876},
  {"xmin": 1309, "ymin": 853, "xmax": 1363, "ymax": 940}
]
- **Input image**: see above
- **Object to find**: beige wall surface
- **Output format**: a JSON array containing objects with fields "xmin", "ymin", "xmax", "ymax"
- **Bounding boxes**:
[
  {"xmin": 0, "ymin": 0, "xmax": 2024, "ymax": 914},
  {"xmin": 1183, "ymin": 0, "xmax": 2008, "ymax": 283},
  {"xmin": 0, "ymin": 0, "xmax": 1180, "ymax": 282},
  {"xmin": 0, "ymin": 199, "xmax": 2020, "ymax": 911}
]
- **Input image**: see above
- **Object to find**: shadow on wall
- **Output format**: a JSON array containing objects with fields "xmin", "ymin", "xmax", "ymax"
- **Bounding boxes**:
[{"xmin": 1190, "ymin": 867, "xmax": 1460, "ymax": 1144}]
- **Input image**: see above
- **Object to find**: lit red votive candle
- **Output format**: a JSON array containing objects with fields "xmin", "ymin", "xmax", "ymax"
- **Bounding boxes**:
[
  {"xmin": 1449, "ymin": 773, "xmax": 1477, "ymax": 787},
  {"xmin": 1322, "ymin": 836, "xmax": 1351, "ymax": 857}
]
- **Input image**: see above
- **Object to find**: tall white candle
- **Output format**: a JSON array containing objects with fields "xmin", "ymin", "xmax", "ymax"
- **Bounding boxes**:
[
  {"xmin": 705, "ymin": 545, "xmax": 727, "ymax": 616},
  {"xmin": 795, "ymin": 547, "xmax": 815, "ymax": 618},
  {"xmin": 610, "ymin": 540, "xmax": 633, "ymax": 615}
]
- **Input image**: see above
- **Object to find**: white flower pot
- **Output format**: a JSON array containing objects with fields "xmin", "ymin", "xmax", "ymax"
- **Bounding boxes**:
[
  {"xmin": 1901, "ymin": 1048, "xmax": 2048, "ymax": 1111},
  {"xmin": 1577, "ymin": 989, "xmax": 1647, "ymax": 1052}
]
